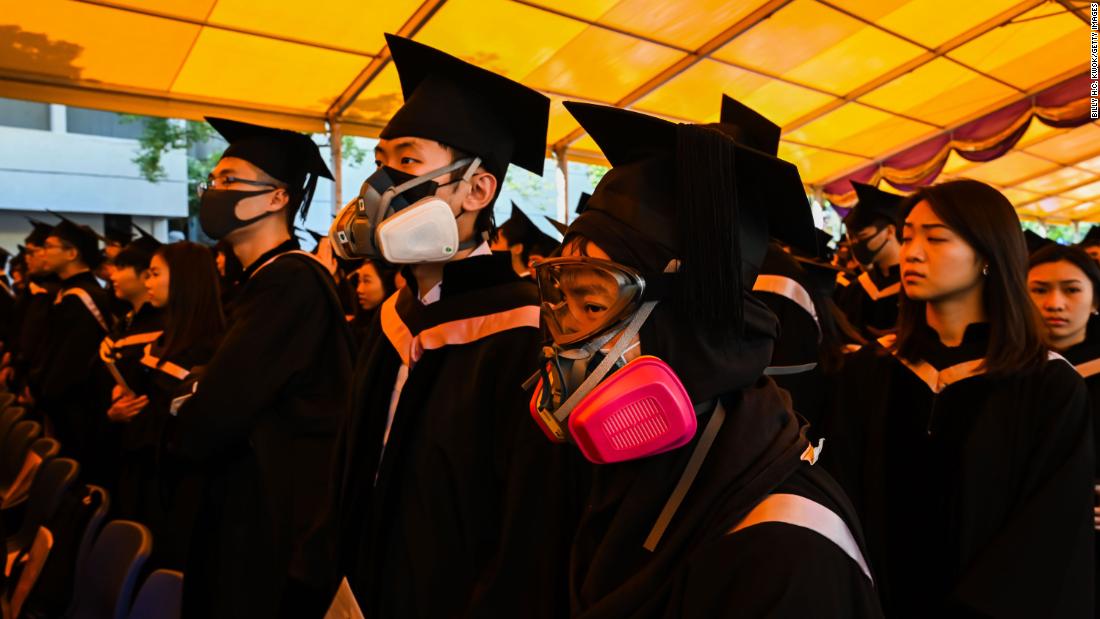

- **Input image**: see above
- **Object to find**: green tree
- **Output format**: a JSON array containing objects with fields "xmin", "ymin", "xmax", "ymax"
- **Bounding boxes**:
[{"xmin": 125, "ymin": 115, "xmax": 366, "ymax": 219}]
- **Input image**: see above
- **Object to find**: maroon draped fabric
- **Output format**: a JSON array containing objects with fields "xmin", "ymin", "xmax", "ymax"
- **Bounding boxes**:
[{"xmin": 823, "ymin": 72, "xmax": 1094, "ymax": 206}]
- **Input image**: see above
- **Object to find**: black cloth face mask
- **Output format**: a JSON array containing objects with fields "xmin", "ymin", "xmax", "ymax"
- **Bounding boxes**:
[
  {"xmin": 199, "ymin": 188, "xmax": 277, "ymax": 240},
  {"xmin": 849, "ymin": 226, "xmax": 888, "ymax": 266}
]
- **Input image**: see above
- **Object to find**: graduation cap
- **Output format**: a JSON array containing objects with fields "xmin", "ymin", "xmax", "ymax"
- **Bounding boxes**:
[
  {"xmin": 380, "ymin": 34, "xmax": 550, "ymax": 179},
  {"xmin": 719, "ymin": 94, "xmax": 781, "ymax": 156},
  {"xmin": 563, "ymin": 101, "xmax": 816, "ymax": 333},
  {"xmin": 499, "ymin": 203, "xmax": 560, "ymax": 257},
  {"xmin": 575, "ymin": 192, "xmax": 591, "ymax": 216},
  {"xmin": 545, "ymin": 215, "xmax": 568, "ymax": 237},
  {"xmin": 104, "ymin": 227, "xmax": 133, "ymax": 247},
  {"xmin": 843, "ymin": 182, "xmax": 905, "ymax": 232},
  {"xmin": 25, "ymin": 217, "xmax": 54, "ymax": 246},
  {"xmin": 1079, "ymin": 225, "xmax": 1100, "ymax": 248},
  {"xmin": 48, "ymin": 214, "xmax": 103, "ymax": 268},
  {"xmin": 714, "ymin": 95, "xmax": 819, "ymax": 256},
  {"xmin": 128, "ymin": 222, "xmax": 162, "ymax": 254},
  {"xmin": 1023, "ymin": 229, "xmax": 1054, "ymax": 255},
  {"xmin": 206, "ymin": 117, "xmax": 334, "ymax": 221}
]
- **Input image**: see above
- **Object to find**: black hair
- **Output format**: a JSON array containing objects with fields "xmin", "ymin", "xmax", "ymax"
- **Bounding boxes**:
[
  {"xmin": 113, "ymin": 245, "xmax": 154, "ymax": 273},
  {"xmin": 441, "ymin": 143, "xmax": 496, "ymax": 241},
  {"xmin": 894, "ymin": 180, "xmax": 1047, "ymax": 377},
  {"xmin": 1029, "ymin": 243, "xmax": 1100, "ymax": 309},
  {"xmin": 155, "ymin": 242, "xmax": 225, "ymax": 363}
]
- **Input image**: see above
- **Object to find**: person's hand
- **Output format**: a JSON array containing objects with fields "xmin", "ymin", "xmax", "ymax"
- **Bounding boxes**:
[
  {"xmin": 0, "ymin": 365, "xmax": 15, "ymax": 387},
  {"xmin": 18, "ymin": 386, "xmax": 34, "ymax": 406},
  {"xmin": 107, "ymin": 393, "xmax": 148, "ymax": 423},
  {"xmin": 1094, "ymin": 485, "xmax": 1100, "ymax": 531}
]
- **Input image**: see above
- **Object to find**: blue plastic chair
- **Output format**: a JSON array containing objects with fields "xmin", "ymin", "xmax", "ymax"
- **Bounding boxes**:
[
  {"xmin": 68, "ymin": 520, "xmax": 153, "ymax": 619},
  {"xmin": 126, "ymin": 569, "xmax": 183, "ymax": 619}
]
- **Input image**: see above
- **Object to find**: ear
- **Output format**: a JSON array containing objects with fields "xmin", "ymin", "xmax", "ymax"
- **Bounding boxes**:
[
  {"xmin": 267, "ymin": 188, "xmax": 291, "ymax": 213},
  {"xmin": 460, "ymin": 170, "xmax": 498, "ymax": 214},
  {"xmin": 509, "ymin": 242, "xmax": 524, "ymax": 258}
]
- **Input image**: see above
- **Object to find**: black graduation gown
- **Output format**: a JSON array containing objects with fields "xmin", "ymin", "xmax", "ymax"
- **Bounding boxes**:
[
  {"xmin": 9, "ymin": 275, "xmax": 60, "ymax": 392},
  {"xmin": 172, "ymin": 241, "xmax": 354, "ymax": 618},
  {"xmin": 29, "ymin": 271, "xmax": 113, "ymax": 464},
  {"xmin": 0, "ymin": 276, "xmax": 16, "ymax": 353},
  {"xmin": 566, "ymin": 296, "xmax": 881, "ymax": 619},
  {"xmin": 751, "ymin": 244, "xmax": 828, "ymax": 433},
  {"xmin": 124, "ymin": 335, "xmax": 217, "ymax": 572},
  {"xmin": 1059, "ymin": 315, "xmax": 1100, "ymax": 609},
  {"xmin": 97, "ymin": 302, "xmax": 164, "ymax": 496},
  {"xmin": 823, "ymin": 324, "xmax": 1095, "ymax": 617},
  {"xmin": 835, "ymin": 264, "xmax": 900, "ymax": 338},
  {"xmin": 337, "ymin": 253, "xmax": 581, "ymax": 618}
]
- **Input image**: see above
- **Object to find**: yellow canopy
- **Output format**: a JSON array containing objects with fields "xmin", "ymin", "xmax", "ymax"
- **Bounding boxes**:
[{"xmin": 0, "ymin": 0, "xmax": 1092, "ymax": 219}]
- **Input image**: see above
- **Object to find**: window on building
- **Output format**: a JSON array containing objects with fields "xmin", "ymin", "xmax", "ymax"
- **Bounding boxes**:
[
  {"xmin": 66, "ymin": 106, "xmax": 147, "ymax": 139},
  {"xmin": 0, "ymin": 97, "xmax": 49, "ymax": 130}
]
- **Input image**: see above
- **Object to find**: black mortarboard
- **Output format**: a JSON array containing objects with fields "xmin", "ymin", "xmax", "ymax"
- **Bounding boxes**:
[
  {"xmin": 719, "ymin": 94, "xmax": 781, "ymax": 156},
  {"xmin": 576, "ymin": 192, "xmax": 591, "ymax": 215},
  {"xmin": 843, "ymin": 182, "xmax": 905, "ymax": 231},
  {"xmin": 714, "ymin": 95, "xmax": 817, "ymax": 255},
  {"xmin": 206, "ymin": 117, "xmax": 334, "ymax": 221},
  {"xmin": 105, "ymin": 227, "xmax": 132, "ymax": 246},
  {"xmin": 565, "ymin": 102, "xmax": 815, "ymax": 276},
  {"xmin": 49, "ymin": 217, "xmax": 102, "ymax": 268},
  {"xmin": 1023, "ymin": 229, "xmax": 1054, "ymax": 255},
  {"xmin": 380, "ymin": 34, "xmax": 550, "ymax": 179},
  {"xmin": 500, "ymin": 202, "xmax": 537, "ymax": 242},
  {"xmin": 500, "ymin": 203, "xmax": 560, "ymax": 257},
  {"xmin": 25, "ymin": 217, "xmax": 53, "ymax": 246},
  {"xmin": 1079, "ymin": 225, "xmax": 1100, "ymax": 248},
  {"xmin": 563, "ymin": 102, "xmax": 815, "ymax": 334},
  {"xmin": 128, "ymin": 223, "xmax": 162, "ymax": 254},
  {"xmin": 545, "ymin": 215, "xmax": 569, "ymax": 237}
]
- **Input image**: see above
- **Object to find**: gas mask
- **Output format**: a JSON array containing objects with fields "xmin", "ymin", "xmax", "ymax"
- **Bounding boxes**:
[
  {"xmin": 329, "ymin": 157, "xmax": 482, "ymax": 263},
  {"xmin": 527, "ymin": 257, "xmax": 698, "ymax": 464},
  {"xmin": 528, "ymin": 256, "xmax": 732, "ymax": 552}
]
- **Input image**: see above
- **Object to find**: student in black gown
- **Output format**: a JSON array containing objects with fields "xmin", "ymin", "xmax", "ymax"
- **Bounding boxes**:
[
  {"xmin": 835, "ymin": 182, "xmax": 904, "ymax": 338},
  {"xmin": 824, "ymin": 179, "xmax": 1095, "ymax": 617},
  {"xmin": 170, "ymin": 118, "xmax": 354, "ymax": 618},
  {"xmin": 109, "ymin": 242, "xmax": 222, "ymax": 571},
  {"xmin": 98, "ymin": 235, "xmax": 164, "ymax": 494},
  {"xmin": 529, "ymin": 101, "xmax": 881, "ymax": 618},
  {"xmin": 713, "ymin": 94, "xmax": 854, "ymax": 435},
  {"xmin": 28, "ymin": 218, "xmax": 113, "ymax": 466},
  {"xmin": 3, "ymin": 220, "xmax": 60, "ymax": 395},
  {"xmin": 490, "ymin": 202, "xmax": 560, "ymax": 279},
  {"xmin": 1026, "ymin": 242, "xmax": 1100, "ymax": 595},
  {"xmin": 334, "ymin": 34, "xmax": 581, "ymax": 618},
  {"xmin": 347, "ymin": 259, "xmax": 397, "ymax": 349}
]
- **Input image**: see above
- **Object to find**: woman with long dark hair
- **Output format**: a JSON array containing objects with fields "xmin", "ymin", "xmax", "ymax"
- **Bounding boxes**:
[
  {"xmin": 1027, "ymin": 243, "xmax": 1100, "ymax": 592},
  {"xmin": 823, "ymin": 179, "xmax": 1094, "ymax": 616},
  {"xmin": 108, "ymin": 241, "xmax": 224, "ymax": 569},
  {"xmin": 348, "ymin": 259, "xmax": 398, "ymax": 347}
]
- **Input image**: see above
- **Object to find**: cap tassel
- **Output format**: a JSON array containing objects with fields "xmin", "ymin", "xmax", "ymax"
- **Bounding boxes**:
[{"xmin": 675, "ymin": 124, "xmax": 743, "ymax": 339}]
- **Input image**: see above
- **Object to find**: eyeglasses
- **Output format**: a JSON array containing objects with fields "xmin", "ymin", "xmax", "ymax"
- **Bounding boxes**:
[
  {"xmin": 196, "ymin": 176, "xmax": 281, "ymax": 197},
  {"xmin": 43, "ymin": 242, "xmax": 71, "ymax": 252}
]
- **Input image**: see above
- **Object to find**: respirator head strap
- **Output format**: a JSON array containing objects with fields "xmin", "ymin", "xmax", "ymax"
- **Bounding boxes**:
[{"xmin": 550, "ymin": 299, "xmax": 660, "ymax": 425}]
